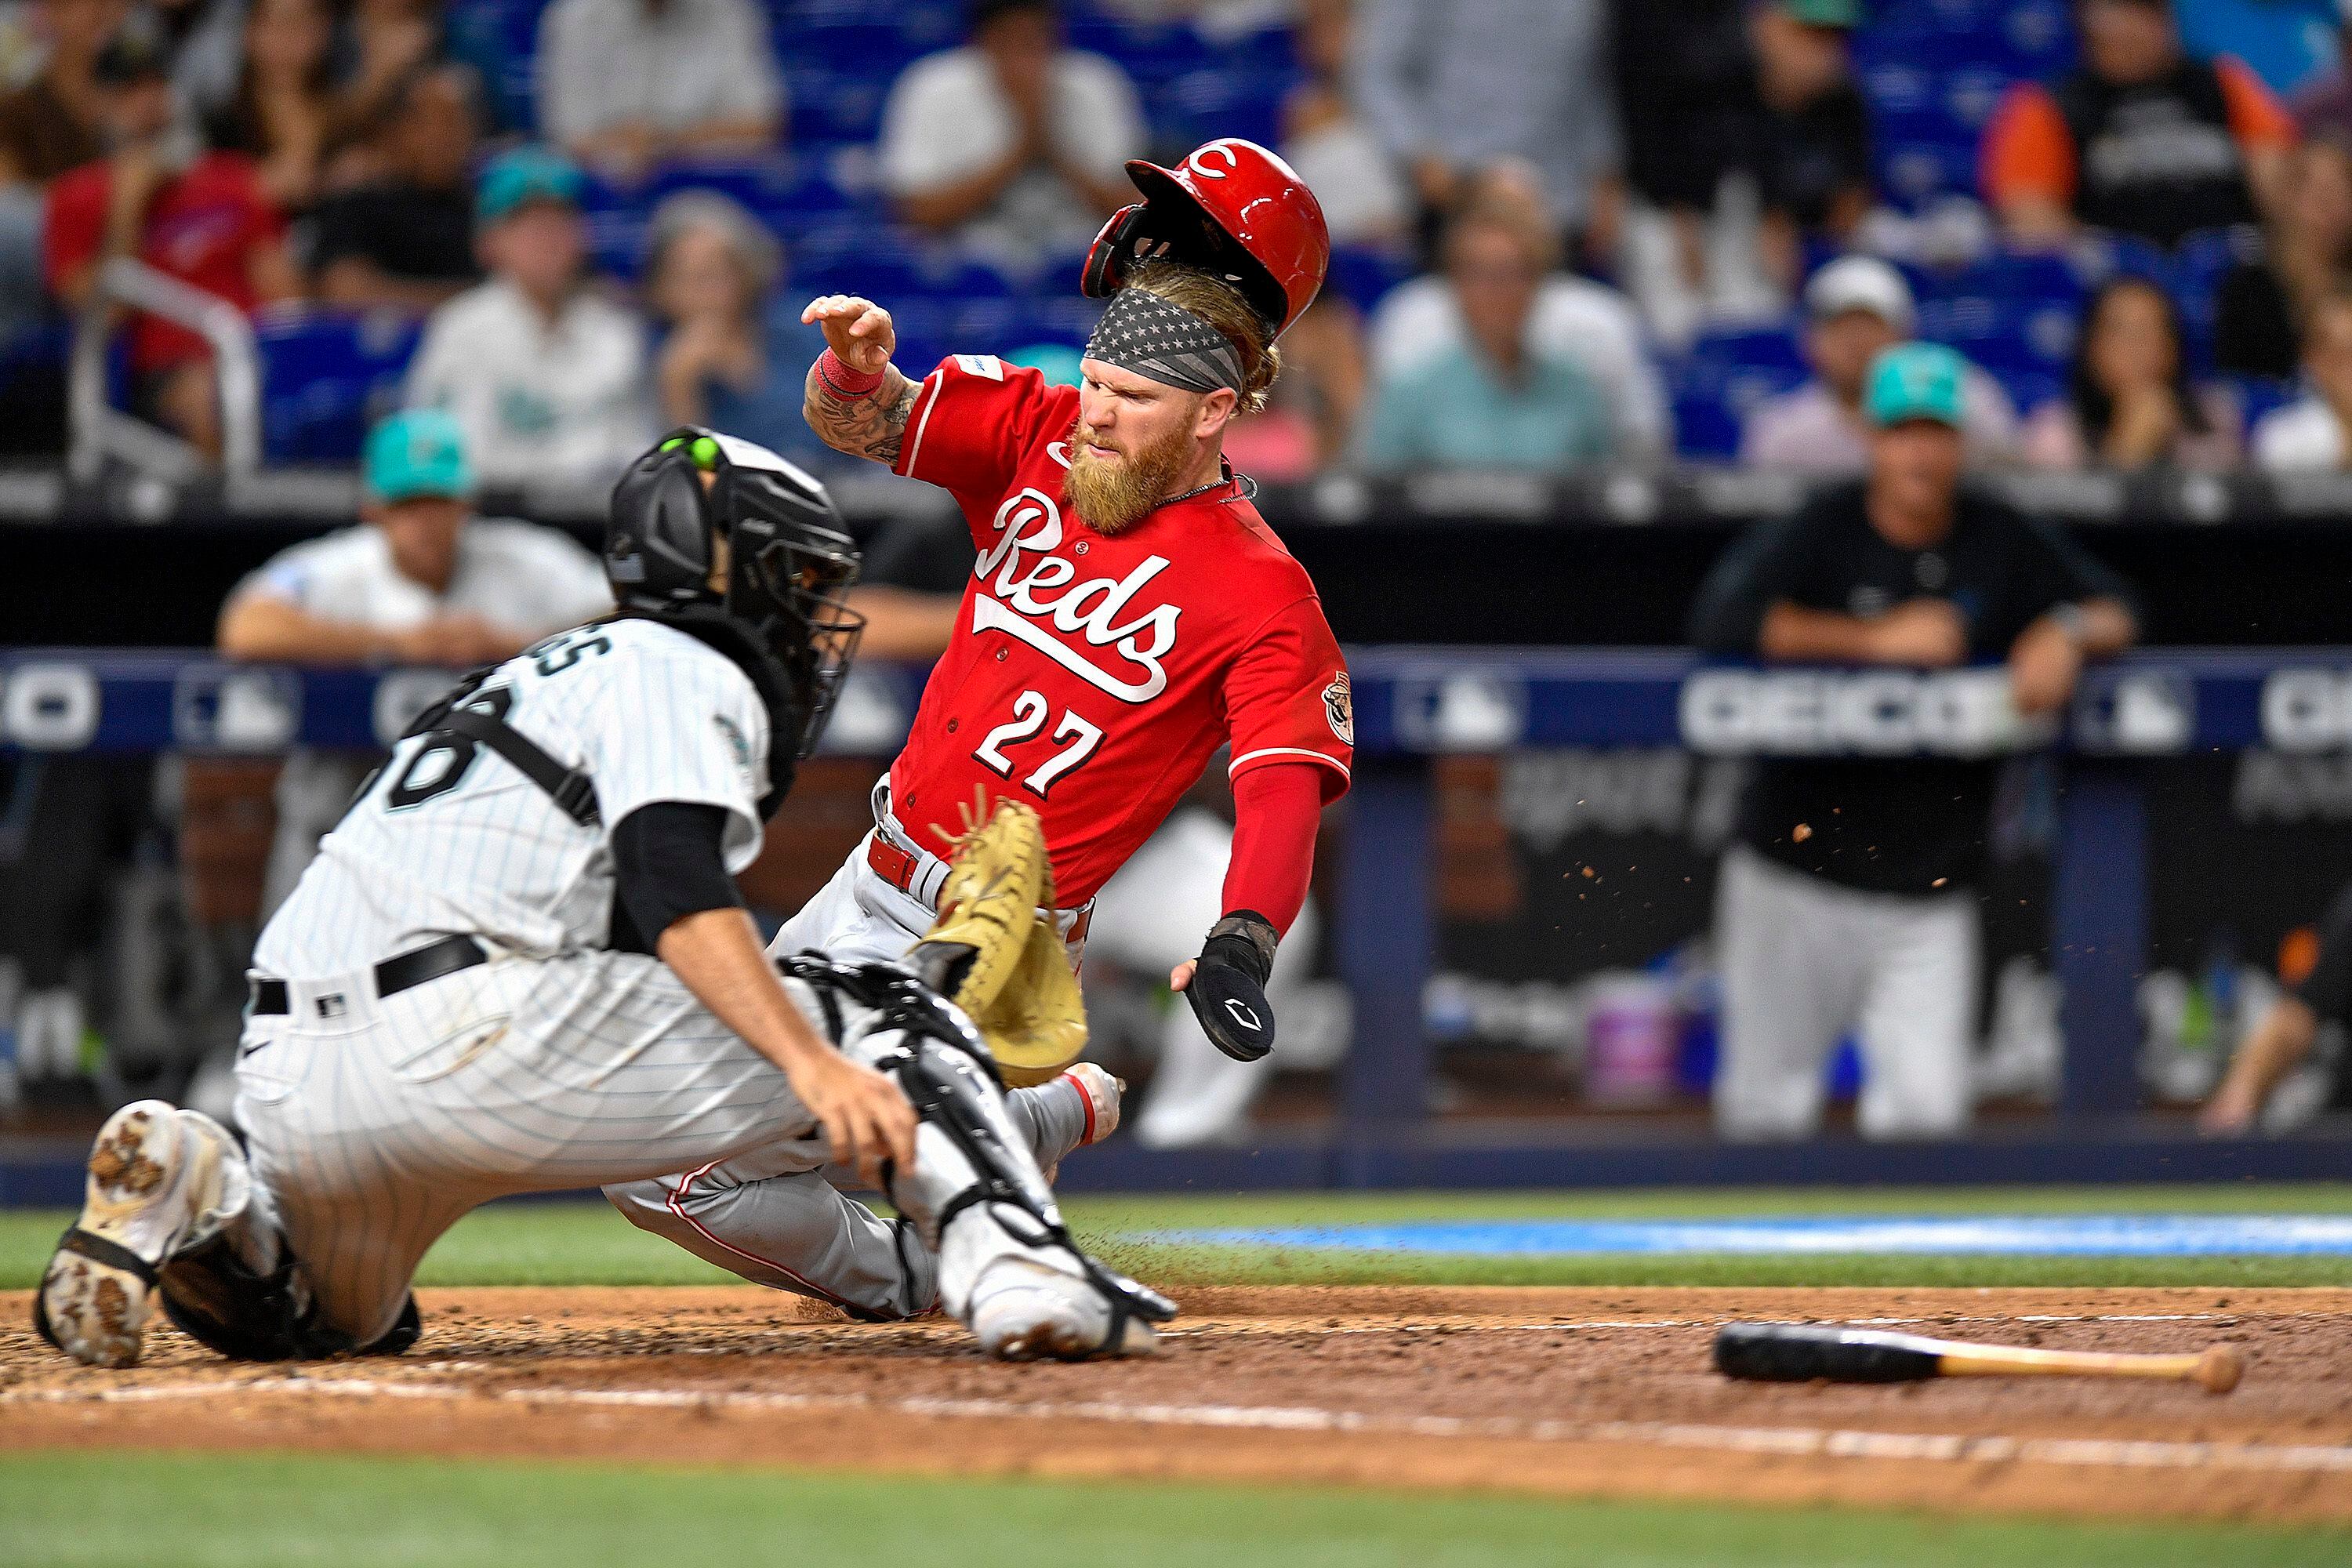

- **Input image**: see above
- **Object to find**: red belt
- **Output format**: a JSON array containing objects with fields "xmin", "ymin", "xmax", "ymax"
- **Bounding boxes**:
[{"xmin": 866, "ymin": 834, "xmax": 924, "ymax": 898}]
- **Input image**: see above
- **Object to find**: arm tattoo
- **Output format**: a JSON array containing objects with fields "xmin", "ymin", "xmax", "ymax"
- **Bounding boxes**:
[{"xmin": 805, "ymin": 365, "xmax": 919, "ymax": 465}]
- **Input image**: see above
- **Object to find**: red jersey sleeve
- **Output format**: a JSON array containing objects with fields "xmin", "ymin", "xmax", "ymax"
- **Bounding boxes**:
[
  {"xmin": 892, "ymin": 354, "xmax": 1069, "ymax": 504},
  {"xmin": 42, "ymin": 165, "xmax": 104, "ymax": 298},
  {"xmin": 1224, "ymin": 593, "xmax": 1353, "ymax": 802}
]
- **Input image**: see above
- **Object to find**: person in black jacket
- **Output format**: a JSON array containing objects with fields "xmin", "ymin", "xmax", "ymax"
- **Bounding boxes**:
[{"xmin": 1690, "ymin": 343, "xmax": 2139, "ymax": 1139}]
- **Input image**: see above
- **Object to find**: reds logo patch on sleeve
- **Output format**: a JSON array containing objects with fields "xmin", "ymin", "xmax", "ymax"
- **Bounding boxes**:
[{"xmin": 1323, "ymin": 673, "xmax": 1354, "ymax": 745}]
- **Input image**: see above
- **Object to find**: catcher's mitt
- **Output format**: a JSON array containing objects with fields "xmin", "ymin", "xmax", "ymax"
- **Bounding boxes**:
[{"xmin": 907, "ymin": 800, "xmax": 1087, "ymax": 1086}]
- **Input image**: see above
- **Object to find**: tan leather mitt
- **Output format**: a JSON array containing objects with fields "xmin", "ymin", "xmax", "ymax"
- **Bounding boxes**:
[{"xmin": 906, "ymin": 800, "xmax": 1087, "ymax": 1086}]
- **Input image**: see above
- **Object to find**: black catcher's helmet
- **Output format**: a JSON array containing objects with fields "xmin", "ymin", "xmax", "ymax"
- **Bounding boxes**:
[{"xmin": 605, "ymin": 429, "xmax": 864, "ymax": 760}]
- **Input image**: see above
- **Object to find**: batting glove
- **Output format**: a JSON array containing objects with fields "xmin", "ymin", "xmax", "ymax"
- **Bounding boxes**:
[{"xmin": 1184, "ymin": 910, "xmax": 1279, "ymax": 1062}]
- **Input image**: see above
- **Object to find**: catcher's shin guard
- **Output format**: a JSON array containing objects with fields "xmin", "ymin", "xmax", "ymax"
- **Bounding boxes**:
[{"xmin": 783, "ymin": 957, "xmax": 1173, "ymax": 1357}]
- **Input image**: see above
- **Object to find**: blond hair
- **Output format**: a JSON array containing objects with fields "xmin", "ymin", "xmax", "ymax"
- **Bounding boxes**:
[{"xmin": 1124, "ymin": 260, "xmax": 1283, "ymax": 414}]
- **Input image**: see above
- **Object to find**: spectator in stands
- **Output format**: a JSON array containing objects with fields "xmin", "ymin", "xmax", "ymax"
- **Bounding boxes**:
[
  {"xmin": 45, "ymin": 13, "xmax": 298, "ymax": 459},
  {"xmin": 1354, "ymin": 199, "xmax": 1615, "ymax": 472},
  {"xmin": 1744, "ymin": 0, "xmax": 1871, "ymax": 286},
  {"xmin": 878, "ymin": 0, "xmax": 1142, "ymax": 277},
  {"xmin": 2201, "ymin": 884, "xmax": 2352, "ymax": 1135},
  {"xmin": 1367, "ymin": 158, "xmax": 1670, "ymax": 463},
  {"xmin": 1692, "ymin": 343, "xmax": 2140, "ymax": 1139},
  {"xmin": 2252, "ymin": 287, "xmax": 2352, "ymax": 469},
  {"xmin": 340, "ymin": 0, "xmax": 444, "ymax": 138},
  {"xmin": 2021, "ymin": 274, "xmax": 2245, "ymax": 469},
  {"xmin": 1352, "ymin": 0, "xmax": 1622, "ymax": 264},
  {"xmin": 0, "ymin": 0, "xmax": 125, "ymax": 337},
  {"xmin": 1981, "ymin": 0, "xmax": 2295, "ymax": 252},
  {"xmin": 202, "ymin": 0, "xmax": 350, "ymax": 212},
  {"xmin": 2270, "ymin": 134, "xmax": 2352, "ymax": 329},
  {"xmin": 1612, "ymin": 0, "xmax": 1751, "ymax": 300},
  {"xmin": 217, "ymin": 408, "xmax": 611, "ymax": 915},
  {"xmin": 1743, "ymin": 256, "xmax": 2020, "ymax": 473},
  {"xmin": 0, "ymin": 0, "xmax": 124, "ymax": 187},
  {"xmin": 536, "ymin": 0, "xmax": 782, "ymax": 186},
  {"xmin": 1620, "ymin": 0, "xmax": 1871, "ymax": 349},
  {"xmin": 1278, "ymin": 0, "xmax": 1407, "ymax": 249},
  {"xmin": 404, "ymin": 147, "xmax": 652, "ymax": 492},
  {"xmin": 306, "ymin": 63, "xmax": 480, "ymax": 313},
  {"xmin": 153, "ymin": 0, "xmax": 249, "ymax": 129},
  {"xmin": 644, "ymin": 190, "xmax": 844, "ymax": 473}
]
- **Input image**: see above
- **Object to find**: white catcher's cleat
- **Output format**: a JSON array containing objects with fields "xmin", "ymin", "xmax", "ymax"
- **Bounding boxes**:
[
  {"xmin": 968, "ymin": 1254, "xmax": 1160, "ymax": 1362},
  {"xmin": 35, "ymin": 1100, "xmax": 241, "ymax": 1367},
  {"xmin": 947, "ymin": 1203, "xmax": 1161, "ymax": 1362}
]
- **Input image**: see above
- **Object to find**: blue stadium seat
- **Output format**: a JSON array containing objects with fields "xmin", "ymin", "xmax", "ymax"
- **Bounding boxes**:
[
  {"xmin": 1668, "ymin": 326, "xmax": 1810, "ymax": 460},
  {"xmin": 257, "ymin": 312, "xmax": 424, "ymax": 463}
]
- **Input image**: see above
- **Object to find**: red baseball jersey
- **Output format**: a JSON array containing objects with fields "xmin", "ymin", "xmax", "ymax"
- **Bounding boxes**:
[{"xmin": 887, "ymin": 353, "xmax": 1352, "ymax": 907}]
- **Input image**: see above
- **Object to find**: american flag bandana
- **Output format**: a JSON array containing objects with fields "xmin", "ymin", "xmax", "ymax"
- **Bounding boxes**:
[{"xmin": 1082, "ymin": 287, "xmax": 1245, "ymax": 394}]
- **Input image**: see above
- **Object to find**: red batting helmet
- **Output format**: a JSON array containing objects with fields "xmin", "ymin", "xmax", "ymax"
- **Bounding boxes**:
[{"xmin": 1080, "ymin": 138, "xmax": 1330, "ymax": 339}]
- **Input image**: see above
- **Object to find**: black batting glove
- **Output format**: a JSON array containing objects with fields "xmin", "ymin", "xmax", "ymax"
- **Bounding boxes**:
[{"xmin": 1183, "ymin": 910, "xmax": 1279, "ymax": 1062}]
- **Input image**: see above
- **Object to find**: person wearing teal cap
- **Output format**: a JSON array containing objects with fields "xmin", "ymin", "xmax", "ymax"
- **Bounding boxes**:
[
  {"xmin": 218, "ymin": 407, "xmax": 612, "ymax": 916},
  {"xmin": 1690, "ymin": 338, "xmax": 2142, "ymax": 1142},
  {"xmin": 403, "ymin": 144, "xmax": 652, "ymax": 489}
]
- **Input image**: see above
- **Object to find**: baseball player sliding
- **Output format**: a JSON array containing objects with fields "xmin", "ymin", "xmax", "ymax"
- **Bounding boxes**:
[
  {"xmin": 34, "ymin": 430, "xmax": 1171, "ymax": 1367},
  {"xmin": 607, "ymin": 139, "xmax": 1355, "ymax": 1290}
]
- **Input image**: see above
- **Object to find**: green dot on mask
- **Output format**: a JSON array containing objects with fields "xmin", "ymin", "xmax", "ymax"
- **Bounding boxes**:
[{"xmin": 690, "ymin": 437, "xmax": 720, "ymax": 470}]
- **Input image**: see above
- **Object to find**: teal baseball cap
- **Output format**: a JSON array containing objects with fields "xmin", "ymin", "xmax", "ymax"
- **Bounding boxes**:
[
  {"xmin": 364, "ymin": 409, "xmax": 474, "ymax": 503},
  {"xmin": 476, "ymin": 145, "xmax": 585, "ymax": 225},
  {"xmin": 1864, "ymin": 342, "xmax": 1967, "ymax": 430},
  {"xmin": 1780, "ymin": 0, "xmax": 1860, "ymax": 25}
]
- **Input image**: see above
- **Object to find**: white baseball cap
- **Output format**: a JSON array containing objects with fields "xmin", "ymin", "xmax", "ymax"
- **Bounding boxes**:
[{"xmin": 1804, "ymin": 256, "xmax": 1917, "ymax": 335}]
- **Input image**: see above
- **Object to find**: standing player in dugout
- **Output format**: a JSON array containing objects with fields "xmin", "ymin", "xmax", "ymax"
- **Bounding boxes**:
[{"xmin": 608, "ymin": 140, "xmax": 1355, "ymax": 1287}]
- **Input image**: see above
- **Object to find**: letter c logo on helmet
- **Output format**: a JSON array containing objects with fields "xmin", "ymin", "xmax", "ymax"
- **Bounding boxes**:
[{"xmin": 1080, "ymin": 137, "xmax": 1330, "ymax": 339}]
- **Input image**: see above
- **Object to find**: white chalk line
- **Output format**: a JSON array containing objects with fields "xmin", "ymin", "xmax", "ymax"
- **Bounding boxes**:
[{"xmin": 9, "ymin": 1374, "xmax": 2350, "ymax": 1477}]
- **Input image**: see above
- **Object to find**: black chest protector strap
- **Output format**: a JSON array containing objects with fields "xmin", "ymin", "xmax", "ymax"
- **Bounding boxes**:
[{"xmin": 434, "ymin": 706, "xmax": 602, "ymax": 826}]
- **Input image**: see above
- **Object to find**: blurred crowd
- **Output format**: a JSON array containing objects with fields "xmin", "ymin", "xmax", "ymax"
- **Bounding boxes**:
[{"xmin": 10, "ymin": 0, "xmax": 2352, "ymax": 482}]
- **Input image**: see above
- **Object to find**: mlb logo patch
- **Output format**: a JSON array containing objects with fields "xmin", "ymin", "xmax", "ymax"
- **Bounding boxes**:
[
  {"xmin": 315, "ymin": 993, "xmax": 347, "ymax": 1020},
  {"xmin": 954, "ymin": 354, "xmax": 1004, "ymax": 381}
]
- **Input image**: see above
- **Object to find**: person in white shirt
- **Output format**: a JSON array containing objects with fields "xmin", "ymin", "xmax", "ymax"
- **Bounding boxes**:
[
  {"xmin": 535, "ymin": 0, "xmax": 782, "ymax": 183},
  {"xmin": 1366, "ymin": 158, "xmax": 1669, "ymax": 463},
  {"xmin": 217, "ymin": 408, "xmax": 612, "ymax": 916},
  {"xmin": 877, "ymin": 0, "xmax": 1143, "ymax": 276},
  {"xmin": 405, "ymin": 147, "xmax": 654, "ymax": 492},
  {"xmin": 1742, "ymin": 256, "xmax": 2019, "ymax": 473},
  {"xmin": 2255, "ymin": 288, "xmax": 2352, "ymax": 471}
]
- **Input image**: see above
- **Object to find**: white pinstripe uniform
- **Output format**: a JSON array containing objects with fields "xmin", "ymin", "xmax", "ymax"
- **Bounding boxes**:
[{"xmin": 238, "ymin": 616, "xmax": 1083, "ymax": 1342}]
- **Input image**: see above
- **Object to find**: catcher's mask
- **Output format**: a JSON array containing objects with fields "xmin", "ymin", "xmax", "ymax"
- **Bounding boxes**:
[{"xmin": 605, "ymin": 429, "xmax": 865, "ymax": 760}]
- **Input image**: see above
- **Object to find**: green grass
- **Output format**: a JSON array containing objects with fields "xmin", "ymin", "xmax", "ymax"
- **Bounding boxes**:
[
  {"xmin": 4, "ymin": 1186, "xmax": 2352, "ymax": 1290},
  {"xmin": 0, "ymin": 1451, "xmax": 2345, "ymax": 1568}
]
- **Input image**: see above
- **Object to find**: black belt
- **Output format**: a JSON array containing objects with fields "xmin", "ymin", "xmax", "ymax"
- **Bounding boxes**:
[{"xmin": 248, "ymin": 935, "xmax": 488, "ymax": 1018}]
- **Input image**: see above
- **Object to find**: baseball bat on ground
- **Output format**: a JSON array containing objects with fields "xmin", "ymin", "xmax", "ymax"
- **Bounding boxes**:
[{"xmin": 1713, "ymin": 1322, "xmax": 2244, "ymax": 1395}]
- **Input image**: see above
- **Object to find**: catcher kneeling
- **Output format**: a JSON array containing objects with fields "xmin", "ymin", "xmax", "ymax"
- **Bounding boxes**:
[{"xmin": 34, "ymin": 430, "xmax": 1167, "ymax": 1370}]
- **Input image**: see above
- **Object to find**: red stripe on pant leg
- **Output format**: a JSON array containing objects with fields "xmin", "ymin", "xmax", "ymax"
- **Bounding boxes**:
[{"xmin": 666, "ymin": 1161, "xmax": 862, "ymax": 1313}]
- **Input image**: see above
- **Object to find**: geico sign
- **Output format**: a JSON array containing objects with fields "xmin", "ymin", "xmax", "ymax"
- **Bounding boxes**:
[
  {"xmin": 1679, "ymin": 667, "xmax": 2043, "ymax": 757},
  {"xmin": 2259, "ymin": 669, "xmax": 2352, "ymax": 751},
  {"xmin": 0, "ymin": 662, "xmax": 100, "ymax": 750}
]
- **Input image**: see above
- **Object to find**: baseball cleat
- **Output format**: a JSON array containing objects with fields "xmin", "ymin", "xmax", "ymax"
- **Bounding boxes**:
[
  {"xmin": 35, "ymin": 1101, "xmax": 237, "ymax": 1368},
  {"xmin": 967, "ymin": 1254, "xmax": 1160, "ymax": 1362}
]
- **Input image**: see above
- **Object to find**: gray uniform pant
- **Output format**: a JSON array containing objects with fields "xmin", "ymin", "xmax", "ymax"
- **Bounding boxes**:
[
  {"xmin": 1712, "ymin": 844, "xmax": 1979, "ymax": 1141},
  {"xmin": 235, "ymin": 946, "xmax": 916, "ymax": 1346}
]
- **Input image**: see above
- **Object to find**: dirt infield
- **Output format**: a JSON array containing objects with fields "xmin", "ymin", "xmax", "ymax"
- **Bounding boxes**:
[{"xmin": 5, "ymin": 1285, "xmax": 2352, "ymax": 1522}]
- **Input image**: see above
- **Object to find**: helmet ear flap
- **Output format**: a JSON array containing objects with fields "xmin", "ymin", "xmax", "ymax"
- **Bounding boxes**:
[{"xmin": 1080, "ymin": 203, "xmax": 1148, "ymax": 300}]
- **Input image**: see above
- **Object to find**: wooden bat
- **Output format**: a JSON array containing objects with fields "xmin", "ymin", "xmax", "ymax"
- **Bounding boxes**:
[{"xmin": 1714, "ymin": 1322, "xmax": 2244, "ymax": 1396}]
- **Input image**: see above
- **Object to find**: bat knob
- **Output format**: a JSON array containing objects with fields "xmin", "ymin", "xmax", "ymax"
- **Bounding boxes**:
[{"xmin": 2195, "ymin": 1345, "xmax": 2245, "ymax": 1396}]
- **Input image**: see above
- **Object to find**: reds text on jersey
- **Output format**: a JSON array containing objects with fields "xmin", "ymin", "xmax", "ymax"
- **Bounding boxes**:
[{"xmin": 890, "ymin": 354, "xmax": 1352, "ymax": 906}]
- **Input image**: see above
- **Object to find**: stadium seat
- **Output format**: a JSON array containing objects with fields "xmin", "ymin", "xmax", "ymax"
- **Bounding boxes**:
[{"xmin": 256, "ymin": 312, "xmax": 425, "ymax": 463}]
